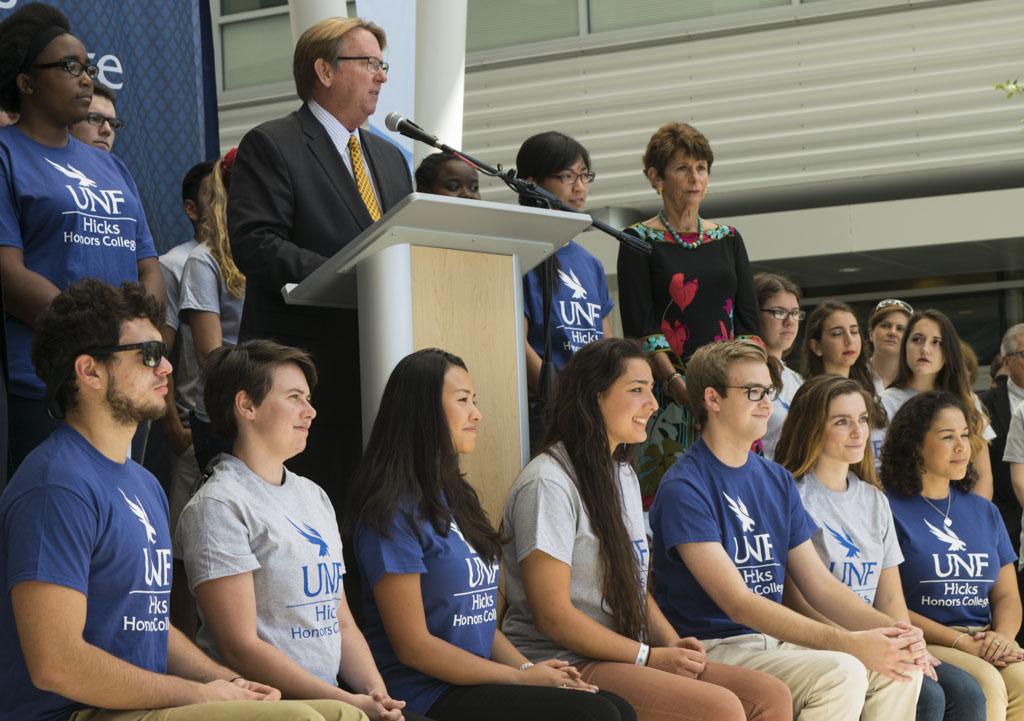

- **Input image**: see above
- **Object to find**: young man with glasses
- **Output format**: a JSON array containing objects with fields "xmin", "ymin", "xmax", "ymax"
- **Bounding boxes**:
[
  {"xmin": 0, "ymin": 279, "xmax": 365, "ymax": 721},
  {"xmin": 649, "ymin": 338, "xmax": 926, "ymax": 721},
  {"xmin": 228, "ymin": 16, "xmax": 411, "ymax": 515},
  {"xmin": 71, "ymin": 82, "xmax": 123, "ymax": 152}
]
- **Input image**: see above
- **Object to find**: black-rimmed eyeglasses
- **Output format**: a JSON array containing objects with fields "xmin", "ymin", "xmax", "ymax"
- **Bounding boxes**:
[
  {"xmin": 761, "ymin": 308, "xmax": 805, "ymax": 321},
  {"xmin": 85, "ymin": 111, "xmax": 125, "ymax": 130},
  {"xmin": 549, "ymin": 170, "xmax": 596, "ymax": 186},
  {"xmin": 334, "ymin": 55, "xmax": 389, "ymax": 74},
  {"xmin": 31, "ymin": 59, "xmax": 99, "ymax": 79},
  {"xmin": 720, "ymin": 385, "xmax": 779, "ymax": 402}
]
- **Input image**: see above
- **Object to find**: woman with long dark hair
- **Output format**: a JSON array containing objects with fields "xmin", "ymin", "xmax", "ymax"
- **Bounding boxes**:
[
  {"xmin": 882, "ymin": 392, "xmax": 1023, "ymax": 721},
  {"xmin": 753, "ymin": 273, "xmax": 804, "ymax": 459},
  {"xmin": 776, "ymin": 376, "xmax": 984, "ymax": 721},
  {"xmin": 501, "ymin": 338, "xmax": 792, "ymax": 721},
  {"xmin": 349, "ymin": 348, "xmax": 635, "ymax": 721},
  {"xmin": 880, "ymin": 310, "xmax": 995, "ymax": 499}
]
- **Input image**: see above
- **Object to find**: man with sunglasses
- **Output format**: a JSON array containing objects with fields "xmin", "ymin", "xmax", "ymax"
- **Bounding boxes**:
[
  {"xmin": 70, "ymin": 82, "xmax": 123, "ymax": 152},
  {"xmin": 648, "ymin": 338, "xmax": 926, "ymax": 721},
  {"xmin": 228, "ymin": 16, "xmax": 410, "ymax": 517},
  {"xmin": 0, "ymin": 279, "xmax": 371, "ymax": 721}
]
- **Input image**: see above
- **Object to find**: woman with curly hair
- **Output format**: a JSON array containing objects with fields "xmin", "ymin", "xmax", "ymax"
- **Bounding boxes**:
[
  {"xmin": 777, "ymin": 377, "xmax": 985, "ymax": 721},
  {"xmin": 880, "ymin": 310, "xmax": 995, "ymax": 499},
  {"xmin": 180, "ymin": 149, "xmax": 246, "ymax": 470},
  {"xmin": 502, "ymin": 338, "xmax": 792, "ymax": 721},
  {"xmin": 882, "ymin": 391, "xmax": 1023, "ymax": 721},
  {"xmin": 0, "ymin": 2, "xmax": 161, "ymax": 471}
]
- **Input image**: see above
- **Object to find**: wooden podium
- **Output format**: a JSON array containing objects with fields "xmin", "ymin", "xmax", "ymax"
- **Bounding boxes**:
[{"xmin": 283, "ymin": 193, "xmax": 592, "ymax": 523}]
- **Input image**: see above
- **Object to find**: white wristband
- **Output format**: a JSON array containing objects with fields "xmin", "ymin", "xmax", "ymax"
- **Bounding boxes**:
[
  {"xmin": 635, "ymin": 642, "xmax": 650, "ymax": 666},
  {"xmin": 518, "ymin": 662, "xmax": 534, "ymax": 671}
]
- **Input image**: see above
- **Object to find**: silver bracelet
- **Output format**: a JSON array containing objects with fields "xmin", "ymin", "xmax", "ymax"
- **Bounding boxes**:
[
  {"xmin": 518, "ymin": 662, "xmax": 534, "ymax": 671},
  {"xmin": 634, "ymin": 642, "xmax": 650, "ymax": 666}
]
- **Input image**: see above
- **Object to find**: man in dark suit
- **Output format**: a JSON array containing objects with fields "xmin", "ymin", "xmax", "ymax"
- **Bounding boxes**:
[{"xmin": 228, "ymin": 16, "xmax": 411, "ymax": 505}]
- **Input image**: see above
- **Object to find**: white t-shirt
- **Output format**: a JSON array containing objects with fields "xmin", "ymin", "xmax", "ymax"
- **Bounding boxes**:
[{"xmin": 762, "ymin": 364, "xmax": 804, "ymax": 460}]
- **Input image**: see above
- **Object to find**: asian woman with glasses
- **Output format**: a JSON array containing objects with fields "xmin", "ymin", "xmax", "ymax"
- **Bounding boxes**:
[{"xmin": 0, "ymin": 3, "xmax": 163, "ymax": 473}]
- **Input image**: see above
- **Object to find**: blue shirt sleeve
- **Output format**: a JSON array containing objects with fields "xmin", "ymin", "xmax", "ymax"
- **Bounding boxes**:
[
  {"xmin": 592, "ymin": 255, "xmax": 614, "ymax": 318},
  {"xmin": 3, "ymin": 486, "xmax": 97, "ymax": 594},
  {"xmin": 654, "ymin": 476, "xmax": 721, "ymax": 551},
  {"xmin": 0, "ymin": 144, "xmax": 23, "ymax": 249},
  {"xmin": 355, "ymin": 514, "xmax": 428, "ymax": 589}
]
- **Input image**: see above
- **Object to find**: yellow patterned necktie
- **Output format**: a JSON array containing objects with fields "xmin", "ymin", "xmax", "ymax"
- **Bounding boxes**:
[{"xmin": 347, "ymin": 134, "xmax": 382, "ymax": 222}]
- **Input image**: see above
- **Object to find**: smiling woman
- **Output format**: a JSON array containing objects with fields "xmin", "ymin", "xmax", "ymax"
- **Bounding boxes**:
[{"xmin": 0, "ymin": 2, "xmax": 163, "ymax": 472}]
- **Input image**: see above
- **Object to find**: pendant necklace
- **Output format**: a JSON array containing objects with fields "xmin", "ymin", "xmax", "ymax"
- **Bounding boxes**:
[
  {"xmin": 921, "ymin": 492, "xmax": 953, "ymax": 527},
  {"xmin": 659, "ymin": 211, "xmax": 704, "ymax": 249}
]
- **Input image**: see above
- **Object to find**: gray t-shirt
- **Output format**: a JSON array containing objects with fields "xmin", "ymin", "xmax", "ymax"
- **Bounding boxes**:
[
  {"xmin": 762, "ymin": 363, "xmax": 804, "ymax": 460},
  {"xmin": 176, "ymin": 454, "xmax": 344, "ymax": 684},
  {"xmin": 179, "ymin": 242, "xmax": 244, "ymax": 422},
  {"xmin": 881, "ymin": 387, "xmax": 995, "ymax": 439},
  {"xmin": 797, "ymin": 471, "xmax": 903, "ymax": 605},
  {"xmin": 500, "ymin": 445, "xmax": 649, "ymax": 664},
  {"xmin": 159, "ymin": 239, "xmax": 200, "ymax": 416}
]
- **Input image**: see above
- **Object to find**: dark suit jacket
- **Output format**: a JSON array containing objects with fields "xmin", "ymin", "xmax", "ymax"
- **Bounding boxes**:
[
  {"xmin": 981, "ymin": 376, "xmax": 1021, "ymax": 551},
  {"xmin": 228, "ymin": 104, "xmax": 411, "ymax": 489}
]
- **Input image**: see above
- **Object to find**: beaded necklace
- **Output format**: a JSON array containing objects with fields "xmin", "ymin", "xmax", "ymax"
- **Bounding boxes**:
[{"xmin": 658, "ymin": 211, "xmax": 704, "ymax": 248}]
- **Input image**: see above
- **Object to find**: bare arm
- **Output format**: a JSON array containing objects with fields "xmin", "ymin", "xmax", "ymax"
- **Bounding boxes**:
[
  {"xmin": 602, "ymin": 317, "xmax": 614, "ymax": 339},
  {"xmin": 138, "ymin": 257, "xmax": 165, "ymax": 304},
  {"xmin": 972, "ymin": 444, "xmax": 994, "ymax": 501},
  {"xmin": 781, "ymin": 579, "xmax": 836, "ymax": 626},
  {"xmin": 0, "ymin": 247, "xmax": 60, "ymax": 326},
  {"xmin": 1010, "ymin": 463, "xmax": 1024, "ymax": 509},
  {"xmin": 649, "ymin": 352, "xmax": 686, "ymax": 404},
  {"xmin": 183, "ymin": 309, "xmax": 223, "ymax": 367},
  {"xmin": 11, "ymin": 580, "xmax": 269, "ymax": 709},
  {"xmin": 157, "ymin": 323, "xmax": 191, "ymax": 456}
]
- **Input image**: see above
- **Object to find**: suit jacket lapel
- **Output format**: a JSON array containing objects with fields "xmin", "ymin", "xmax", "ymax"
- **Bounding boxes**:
[{"xmin": 297, "ymin": 105, "xmax": 374, "ymax": 228}]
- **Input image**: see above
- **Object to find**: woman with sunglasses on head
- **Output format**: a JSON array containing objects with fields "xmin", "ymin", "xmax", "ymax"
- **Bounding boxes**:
[
  {"xmin": 502, "ymin": 338, "xmax": 792, "ymax": 721},
  {"xmin": 882, "ymin": 392, "xmax": 1023, "ymax": 721},
  {"xmin": 754, "ymin": 273, "xmax": 805, "ymax": 459},
  {"xmin": 617, "ymin": 122, "xmax": 761, "ymax": 500},
  {"xmin": 178, "ymin": 150, "xmax": 246, "ymax": 472},
  {"xmin": 349, "ymin": 348, "xmax": 635, "ymax": 721},
  {"xmin": 867, "ymin": 299, "xmax": 914, "ymax": 394},
  {"xmin": 879, "ymin": 310, "xmax": 995, "ymax": 500},
  {"xmin": 776, "ymin": 376, "xmax": 985, "ymax": 721},
  {"xmin": 517, "ymin": 131, "xmax": 614, "ymax": 447},
  {"xmin": 0, "ymin": 3, "xmax": 163, "ymax": 472}
]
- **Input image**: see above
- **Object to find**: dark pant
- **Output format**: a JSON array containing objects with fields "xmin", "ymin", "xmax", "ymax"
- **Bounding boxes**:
[
  {"xmin": 917, "ymin": 662, "xmax": 987, "ymax": 721},
  {"xmin": 7, "ymin": 393, "xmax": 57, "ymax": 477},
  {"xmin": 428, "ymin": 684, "xmax": 635, "ymax": 721}
]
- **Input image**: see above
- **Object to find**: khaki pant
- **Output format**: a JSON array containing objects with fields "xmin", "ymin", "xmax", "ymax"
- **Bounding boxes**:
[
  {"xmin": 71, "ymin": 699, "xmax": 368, "ymax": 721},
  {"xmin": 928, "ymin": 627, "xmax": 1024, "ymax": 721},
  {"xmin": 703, "ymin": 633, "xmax": 922, "ymax": 721}
]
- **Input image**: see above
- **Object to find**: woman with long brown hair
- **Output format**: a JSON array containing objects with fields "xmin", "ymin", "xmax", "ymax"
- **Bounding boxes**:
[
  {"xmin": 501, "ymin": 338, "xmax": 792, "ymax": 721},
  {"xmin": 880, "ymin": 309, "xmax": 995, "ymax": 499}
]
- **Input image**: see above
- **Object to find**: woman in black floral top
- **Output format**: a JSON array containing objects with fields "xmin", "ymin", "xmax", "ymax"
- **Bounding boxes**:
[{"xmin": 617, "ymin": 122, "xmax": 761, "ymax": 501}]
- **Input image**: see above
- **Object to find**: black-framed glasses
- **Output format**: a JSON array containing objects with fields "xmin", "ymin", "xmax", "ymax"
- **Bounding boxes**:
[
  {"xmin": 721, "ymin": 385, "xmax": 779, "ymax": 402},
  {"xmin": 761, "ymin": 307, "xmax": 805, "ymax": 321},
  {"xmin": 31, "ymin": 59, "xmax": 99, "ymax": 79},
  {"xmin": 87, "ymin": 340, "xmax": 167, "ymax": 367},
  {"xmin": 549, "ymin": 170, "xmax": 596, "ymax": 186},
  {"xmin": 873, "ymin": 298, "xmax": 914, "ymax": 315},
  {"xmin": 334, "ymin": 55, "xmax": 389, "ymax": 74},
  {"xmin": 85, "ymin": 111, "xmax": 125, "ymax": 130},
  {"xmin": 1005, "ymin": 351, "xmax": 1024, "ymax": 360}
]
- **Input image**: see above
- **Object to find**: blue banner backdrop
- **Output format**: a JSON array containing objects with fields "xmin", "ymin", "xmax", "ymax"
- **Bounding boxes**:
[{"xmin": 0, "ymin": 0, "xmax": 219, "ymax": 253}]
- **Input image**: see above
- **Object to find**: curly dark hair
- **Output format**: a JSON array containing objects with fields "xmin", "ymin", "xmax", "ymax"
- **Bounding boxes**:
[
  {"xmin": 32, "ymin": 279, "xmax": 162, "ymax": 416},
  {"xmin": 879, "ymin": 390, "xmax": 977, "ymax": 496},
  {"xmin": 0, "ymin": 3, "xmax": 73, "ymax": 114}
]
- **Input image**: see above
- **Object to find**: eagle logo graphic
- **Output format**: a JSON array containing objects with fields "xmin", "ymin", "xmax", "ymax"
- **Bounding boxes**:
[
  {"xmin": 723, "ymin": 492, "xmax": 755, "ymax": 532},
  {"xmin": 288, "ymin": 519, "xmax": 329, "ymax": 557},
  {"xmin": 119, "ymin": 489, "xmax": 157, "ymax": 544},
  {"xmin": 825, "ymin": 523, "xmax": 861, "ymax": 559},
  {"xmin": 557, "ymin": 268, "xmax": 588, "ymax": 300},
  {"xmin": 925, "ymin": 519, "xmax": 967, "ymax": 552},
  {"xmin": 45, "ymin": 158, "xmax": 97, "ymax": 188}
]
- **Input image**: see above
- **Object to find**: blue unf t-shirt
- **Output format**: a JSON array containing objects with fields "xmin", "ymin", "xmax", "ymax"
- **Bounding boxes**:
[
  {"xmin": 888, "ymin": 488, "xmax": 1016, "ymax": 627},
  {"xmin": 523, "ymin": 241, "xmax": 613, "ymax": 369},
  {"xmin": 0, "ymin": 425, "xmax": 172, "ymax": 721},
  {"xmin": 0, "ymin": 127, "xmax": 157, "ymax": 398},
  {"xmin": 650, "ymin": 438, "xmax": 818, "ymax": 640},
  {"xmin": 355, "ymin": 504, "xmax": 499, "ymax": 714}
]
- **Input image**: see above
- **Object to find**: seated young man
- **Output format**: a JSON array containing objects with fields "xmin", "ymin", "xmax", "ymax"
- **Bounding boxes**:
[
  {"xmin": 0, "ymin": 279, "xmax": 363, "ymax": 721},
  {"xmin": 175, "ymin": 341, "xmax": 417, "ymax": 721},
  {"xmin": 649, "ymin": 338, "xmax": 925, "ymax": 721}
]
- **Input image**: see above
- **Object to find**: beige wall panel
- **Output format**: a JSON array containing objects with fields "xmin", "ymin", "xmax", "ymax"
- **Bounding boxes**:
[{"xmin": 409, "ymin": 246, "xmax": 521, "ymax": 527}]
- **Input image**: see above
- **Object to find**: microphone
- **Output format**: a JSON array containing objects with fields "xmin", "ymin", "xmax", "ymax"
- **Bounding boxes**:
[{"xmin": 384, "ymin": 112, "xmax": 441, "ymax": 148}]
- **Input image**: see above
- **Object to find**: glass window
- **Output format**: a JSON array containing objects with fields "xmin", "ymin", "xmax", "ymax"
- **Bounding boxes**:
[
  {"xmin": 467, "ymin": 0, "xmax": 579, "ymax": 52},
  {"xmin": 221, "ymin": 0, "xmax": 287, "ymax": 14},
  {"xmin": 589, "ymin": 0, "xmax": 790, "ymax": 33},
  {"xmin": 221, "ymin": 13, "xmax": 293, "ymax": 90}
]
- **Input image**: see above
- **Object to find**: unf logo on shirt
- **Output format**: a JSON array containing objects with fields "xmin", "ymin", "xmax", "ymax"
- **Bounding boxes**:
[
  {"xmin": 449, "ymin": 520, "xmax": 498, "ymax": 589},
  {"xmin": 289, "ymin": 518, "xmax": 344, "ymax": 598},
  {"xmin": 46, "ymin": 158, "xmax": 127, "ymax": 215},
  {"xmin": 926, "ymin": 517, "xmax": 989, "ymax": 578},
  {"xmin": 824, "ymin": 523, "xmax": 878, "ymax": 595}
]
